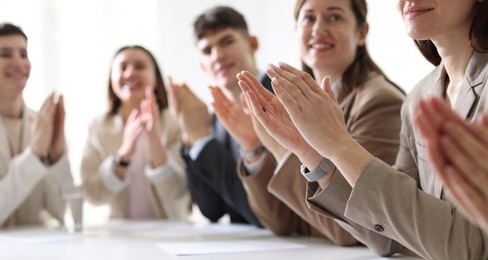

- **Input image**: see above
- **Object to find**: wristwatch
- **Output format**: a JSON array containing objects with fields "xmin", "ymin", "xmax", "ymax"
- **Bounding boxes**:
[
  {"xmin": 300, "ymin": 158, "xmax": 333, "ymax": 182},
  {"xmin": 113, "ymin": 154, "xmax": 130, "ymax": 168},
  {"xmin": 239, "ymin": 145, "xmax": 265, "ymax": 158}
]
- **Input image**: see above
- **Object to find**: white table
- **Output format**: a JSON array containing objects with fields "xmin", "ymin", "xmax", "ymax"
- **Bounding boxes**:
[{"xmin": 0, "ymin": 221, "xmax": 421, "ymax": 260}]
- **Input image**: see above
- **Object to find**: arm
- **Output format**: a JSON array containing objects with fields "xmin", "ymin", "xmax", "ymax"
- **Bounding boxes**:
[
  {"xmin": 80, "ymin": 119, "xmax": 129, "ymax": 205},
  {"xmin": 188, "ymin": 137, "xmax": 261, "ymax": 226},
  {"xmin": 43, "ymin": 153, "xmax": 73, "ymax": 223},
  {"xmin": 146, "ymin": 110, "xmax": 191, "ymax": 220},
  {"xmin": 0, "ymin": 149, "xmax": 51, "ymax": 225}
]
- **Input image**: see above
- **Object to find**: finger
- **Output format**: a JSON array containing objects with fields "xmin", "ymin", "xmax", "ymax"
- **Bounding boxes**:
[
  {"xmin": 238, "ymin": 71, "xmax": 273, "ymax": 110},
  {"xmin": 429, "ymin": 97, "xmax": 466, "ymax": 125},
  {"xmin": 127, "ymin": 109, "xmax": 139, "ymax": 123},
  {"xmin": 57, "ymin": 95, "xmax": 65, "ymax": 127},
  {"xmin": 417, "ymin": 97, "xmax": 445, "ymax": 134},
  {"xmin": 240, "ymin": 92, "xmax": 251, "ymax": 115},
  {"xmin": 210, "ymin": 86, "xmax": 234, "ymax": 109},
  {"xmin": 267, "ymin": 65, "xmax": 313, "ymax": 107},
  {"xmin": 238, "ymin": 71, "xmax": 275, "ymax": 101},
  {"xmin": 442, "ymin": 166, "xmax": 488, "ymax": 226},
  {"xmin": 415, "ymin": 100, "xmax": 440, "ymax": 141},
  {"xmin": 442, "ymin": 122, "xmax": 488, "ymax": 173},
  {"xmin": 471, "ymin": 115, "xmax": 488, "ymax": 145},
  {"xmin": 321, "ymin": 76, "xmax": 338, "ymax": 103},
  {"xmin": 477, "ymin": 113, "xmax": 488, "ymax": 128},
  {"xmin": 276, "ymin": 62, "xmax": 323, "ymax": 95},
  {"xmin": 238, "ymin": 75, "xmax": 268, "ymax": 109}
]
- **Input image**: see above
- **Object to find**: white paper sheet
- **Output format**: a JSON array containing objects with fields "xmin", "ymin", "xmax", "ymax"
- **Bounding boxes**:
[
  {"xmin": 133, "ymin": 223, "xmax": 262, "ymax": 239},
  {"xmin": 0, "ymin": 229, "xmax": 79, "ymax": 244},
  {"xmin": 156, "ymin": 238, "xmax": 307, "ymax": 256}
]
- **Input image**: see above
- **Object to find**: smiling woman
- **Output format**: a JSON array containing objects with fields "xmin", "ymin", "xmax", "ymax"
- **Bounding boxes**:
[{"xmin": 80, "ymin": 45, "xmax": 191, "ymax": 221}]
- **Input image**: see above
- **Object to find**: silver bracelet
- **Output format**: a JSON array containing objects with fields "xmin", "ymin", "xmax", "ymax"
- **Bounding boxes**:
[
  {"xmin": 300, "ymin": 158, "xmax": 333, "ymax": 182},
  {"xmin": 239, "ymin": 145, "xmax": 265, "ymax": 158}
]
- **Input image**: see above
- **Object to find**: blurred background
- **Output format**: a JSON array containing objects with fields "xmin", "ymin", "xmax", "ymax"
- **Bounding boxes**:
[{"xmin": 0, "ymin": 0, "xmax": 433, "ymax": 224}]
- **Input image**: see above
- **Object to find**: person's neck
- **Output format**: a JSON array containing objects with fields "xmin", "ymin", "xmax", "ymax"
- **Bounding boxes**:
[
  {"xmin": 119, "ymin": 100, "xmax": 141, "ymax": 122},
  {"xmin": 0, "ymin": 93, "xmax": 24, "ymax": 118},
  {"xmin": 433, "ymin": 28, "xmax": 474, "ymax": 89},
  {"xmin": 312, "ymin": 68, "xmax": 342, "ymax": 88}
]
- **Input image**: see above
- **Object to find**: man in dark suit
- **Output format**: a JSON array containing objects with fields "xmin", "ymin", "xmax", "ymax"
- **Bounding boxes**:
[{"xmin": 167, "ymin": 6, "xmax": 271, "ymax": 226}]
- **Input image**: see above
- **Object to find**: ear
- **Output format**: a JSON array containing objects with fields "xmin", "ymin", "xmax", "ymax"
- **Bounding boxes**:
[
  {"xmin": 357, "ymin": 22, "xmax": 369, "ymax": 47},
  {"xmin": 249, "ymin": 36, "xmax": 259, "ymax": 53}
]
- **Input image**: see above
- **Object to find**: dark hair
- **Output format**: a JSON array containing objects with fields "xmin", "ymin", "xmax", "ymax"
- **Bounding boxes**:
[
  {"xmin": 193, "ymin": 6, "xmax": 249, "ymax": 40},
  {"xmin": 415, "ymin": 1, "xmax": 488, "ymax": 66},
  {"xmin": 0, "ymin": 22, "xmax": 27, "ymax": 40},
  {"xmin": 107, "ymin": 45, "xmax": 168, "ymax": 115},
  {"xmin": 294, "ymin": 0, "xmax": 400, "ymax": 93}
]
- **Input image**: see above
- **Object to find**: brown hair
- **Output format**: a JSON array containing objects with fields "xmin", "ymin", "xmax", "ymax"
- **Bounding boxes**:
[
  {"xmin": 107, "ymin": 45, "xmax": 168, "ymax": 115},
  {"xmin": 0, "ymin": 22, "xmax": 27, "ymax": 40},
  {"xmin": 294, "ymin": 0, "xmax": 401, "ymax": 93},
  {"xmin": 193, "ymin": 6, "xmax": 249, "ymax": 41},
  {"xmin": 415, "ymin": 1, "xmax": 488, "ymax": 66}
]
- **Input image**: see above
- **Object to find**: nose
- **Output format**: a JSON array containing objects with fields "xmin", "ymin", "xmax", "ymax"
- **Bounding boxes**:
[
  {"xmin": 122, "ymin": 65, "xmax": 135, "ymax": 79},
  {"xmin": 312, "ymin": 18, "xmax": 328, "ymax": 37},
  {"xmin": 211, "ymin": 46, "xmax": 225, "ymax": 62}
]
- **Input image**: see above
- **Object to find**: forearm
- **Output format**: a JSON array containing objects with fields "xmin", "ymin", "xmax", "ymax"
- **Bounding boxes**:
[{"xmin": 0, "ymin": 148, "xmax": 49, "ymax": 224}]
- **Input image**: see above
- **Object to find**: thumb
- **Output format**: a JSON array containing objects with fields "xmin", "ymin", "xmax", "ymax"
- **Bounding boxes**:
[{"xmin": 321, "ymin": 76, "xmax": 337, "ymax": 103}]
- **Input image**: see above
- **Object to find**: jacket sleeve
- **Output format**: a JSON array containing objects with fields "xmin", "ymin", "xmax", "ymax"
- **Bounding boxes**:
[
  {"xmin": 0, "ymin": 148, "xmax": 72, "ymax": 225},
  {"xmin": 80, "ymin": 120, "xmax": 123, "ymax": 205},
  {"xmin": 183, "ymin": 139, "xmax": 261, "ymax": 226},
  {"xmin": 147, "ymin": 114, "xmax": 191, "ymax": 220},
  {"xmin": 306, "ymin": 87, "xmax": 418, "ymax": 257},
  {"xmin": 43, "ymin": 153, "xmax": 74, "ymax": 223}
]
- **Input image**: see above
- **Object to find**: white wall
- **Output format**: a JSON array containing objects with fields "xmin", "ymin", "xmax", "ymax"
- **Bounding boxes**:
[{"xmin": 0, "ymin": 0, "xmax": 434, "ymax": 223}]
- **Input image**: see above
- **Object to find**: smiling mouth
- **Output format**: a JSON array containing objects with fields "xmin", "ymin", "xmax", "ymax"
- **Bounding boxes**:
[
  {"xmin": 405, "ymin": 8, "xmax": 433, "ymax": 19},
  {"xmin": 310, "ymin": 43, "xmax": 333, "ymax": 50}
]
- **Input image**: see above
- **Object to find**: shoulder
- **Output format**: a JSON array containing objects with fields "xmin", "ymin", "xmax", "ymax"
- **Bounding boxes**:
[
  {"xmin": 354, "ymin": 73, "xmax": 405, "ymax": 106},
  {"xmin": 87, "ymin": 113, "xmax": 119, "ymax": 133}
]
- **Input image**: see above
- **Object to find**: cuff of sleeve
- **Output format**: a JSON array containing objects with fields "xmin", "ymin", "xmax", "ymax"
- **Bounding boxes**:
[
  {"xmin": 242, "ymin": 153, "xmax": 267, "ymax": 176},
  {"xmin": 145, "ymin": 153, "xmax": 178, "ymax": 184},
  {"xmin": 99, "ymin": 155, "xmax": 130, "ymax": 194},
  {"xmin": 188, "ymin": 135, "xmax": 213, "ymax": 160},
  {"xmin": 274, "ymin": 151, "xmax": 294, "ymax": 176},
  {"xmin": 17, "ymin": 147, "xmax": 49, "ymax": 186},
  {"xmin": 45, "ymin": 152, "xmax": 73, "ymax": 183}
]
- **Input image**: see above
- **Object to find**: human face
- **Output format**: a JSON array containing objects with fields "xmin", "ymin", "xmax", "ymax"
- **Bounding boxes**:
[
  {"xmin": 296, "ymin": 0, "xmax": 366, "ymax": 77},
  {"xmin": 110, "ymin": 48, "xmax": 156, "ymax": 104},
  {"xmin": 0, "ymin": 35, "xmax": 30, "ymax": 97},
  {"xmin": 397, "ymin": 0, "xmax": 476, "ymax": 41},
  {"xmin": 197, "ymin": 28, "xmax": 258, "ymax": 91}
]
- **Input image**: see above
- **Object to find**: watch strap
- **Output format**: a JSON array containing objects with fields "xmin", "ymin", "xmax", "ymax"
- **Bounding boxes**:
[{"xmin": 300, "ymin": 158, "xmax": 333, "ymax": 182}]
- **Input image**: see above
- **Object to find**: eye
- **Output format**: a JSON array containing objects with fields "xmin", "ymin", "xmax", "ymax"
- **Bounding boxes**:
[
  {"xmin": 21, "ymin": 50, "xmax": 28, "ymax": 59},
  {"xmin": 201, "ymin": 47, "xmax": 211, "ymax": 55},
  {"xmin": 220, "ymin": 37, "xmax": 234, "ymax": 47},
  {"xmin": 300, "ymin": 14, "xmax": 316, "ymax": 25},
  {"xmin": 327, "ymin": 14, "xmax": 342, "ymax": 23},
  {"xmin": 0, "ymin": 50, "xmax": 13, "ymax": 58}
]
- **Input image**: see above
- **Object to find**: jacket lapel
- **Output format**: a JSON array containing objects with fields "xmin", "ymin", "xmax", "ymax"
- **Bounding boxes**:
[{"xmin": 453, "ymin": 52, "xmax": 487, "ymax": 120}]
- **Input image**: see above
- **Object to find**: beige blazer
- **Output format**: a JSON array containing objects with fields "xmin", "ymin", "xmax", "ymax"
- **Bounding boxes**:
[
  {"xmin": 80, "ymin": 109, "xmax": 190, "ymax": 220},
  {"xmin": 307, "ymin": 51, "xmax": 488, "ymax": 260},
  {"xmin": 0, "ymin": 107, "xmax": 73, "ymax": 227},
  {"xmin": 239, "ymin": 73, "xmax": 405, "ymax": 246}
]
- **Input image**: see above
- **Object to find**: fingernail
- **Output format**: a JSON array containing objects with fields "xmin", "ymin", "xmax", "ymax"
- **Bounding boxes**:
[
  {"xmin": 278, "ymin": 62, "xmax": 288, "ymax": 68},
  {"xmin": 271, "ymin": 77, "xmax": 279, "ymax": 87},
  {"xmin": 267, "ymin": 64, "xmax": 276, "ymax": 74}
]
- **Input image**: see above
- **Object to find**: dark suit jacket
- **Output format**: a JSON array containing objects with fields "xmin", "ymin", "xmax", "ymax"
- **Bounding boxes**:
[
  {"xmin": 307, "ymin": 51, "xmax": 488, "ymax": 260},
  {"xmin": 182, "ymin": 74, "xmax": 272, "ymax": 226}
]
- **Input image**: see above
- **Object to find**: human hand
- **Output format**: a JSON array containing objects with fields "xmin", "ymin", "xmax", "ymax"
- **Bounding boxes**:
[
  {"xmin": 210, "ymin": 86, "xmax": 260, "ymax": 152},
  {"xmin": 30, "ymin": 93, "xmax": 56, "ymax": 162},
  {"xmin": 416, "ymin": 97, "xmax": 488, "ymax": 233},
  {"xmin": 237, "ymin": 70, "xmax": 322, "ymax": 168},
  {"xmin": 140, "ymin": 87, "xmax": 161, "ymax": 138},
  {"xmin": 240, "ymin": 92, "xmax": 287, "ymax": 161},
  {"xmin": 265, "ymin": 63, "xmax": 352, "ymax": 161},
  {"xmin": 167, "ymin": 76, "xmax": 211, "ymax": 146},
  {"xmin": 117, "ymin": 109, "xmax": 144, "ymax": 159},
  {"xmin": 49, "ymin": 95, "xmax": 66, "ymax": 163}
]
